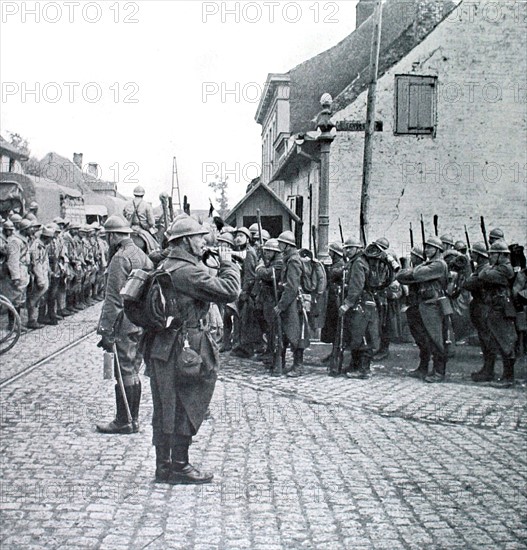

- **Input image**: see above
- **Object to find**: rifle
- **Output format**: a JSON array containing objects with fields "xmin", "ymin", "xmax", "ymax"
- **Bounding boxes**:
[
  {"xmin": 329, "ymin": 269, "xmax": 346, "ymax": 375},
  {"xmin": 338, "ymin": 218, "xmax": 344, "ymax": 245},
  {"xmin": 420, "ymin": 214, "xmax": 426, "ymax": 258},
  {"xmin": 433, "ymin": 215, "xmax": 439, "ymax": 237},
  {"xmin": 464, "ymin": 224, "xmax": 475, "ymax": 272},
  {"xmin": 271, "ymin": 267, "xmax": 283, "ymax": 375},
  {"xmin": 409, "ymin": 222, "xmax": 414, "ymax": 248},
  {"xmin": 480, "ymin": 216, "xmax": 489, "ymax": 250},
  {"xmin": 256, "ymin": 208, "xmax": 263, "ymax": 247},
  {"xmin": 183, "ymin": 195, "xmax": 190, "ymax": 216},
  {"xmin": 168, "ymin": 196, "xmax": 174, "ymax": 222},
  {"xmin": 311, "ymin": 225, "xmax": 318, "ymax": 258},
  {"xmin": 297, "ymin": 290, "xmax": 311, "ymax": 349}
]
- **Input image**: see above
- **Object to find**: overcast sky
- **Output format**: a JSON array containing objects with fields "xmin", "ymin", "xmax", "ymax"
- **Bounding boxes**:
[{"xmin": 1, "ymin": 1, "xmax": 358, "ymax": 209}]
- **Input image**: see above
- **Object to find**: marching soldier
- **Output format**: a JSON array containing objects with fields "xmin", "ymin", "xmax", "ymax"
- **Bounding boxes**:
[
  {"xmin": 463, "ymin": 242, "xmax": 493, "ymax": 382},
  {"xmin": 96, "ymin": 216, "xmax": 153, "ymax": 434},
  {"xmin": 479, "ymin": 241, "xmax": 517, "ymax": 387},
  {"xmin": 397, "ymin": 246, "xmax": 431, "ymax": 378},
  {"xmin": 273, "ymin": 230, "xmax": 308, "ymax": 377},
  {"xmin": 321, "ymin": 242, "xmax": 346, "ymax": 361},
  {"xmin": 399, "ymin": 236, "xmax": 450, "ymax": 383},
  {"xmin": 339, "ymin": 237, "xmax": 379, "ymax": 379},
  {"xmin": 141, "ymin": 215, "xmax": 240, "ymax": 484},
  {"xmin": 255, "ymin": 238, "xmax": 283, "ymax": 369}
]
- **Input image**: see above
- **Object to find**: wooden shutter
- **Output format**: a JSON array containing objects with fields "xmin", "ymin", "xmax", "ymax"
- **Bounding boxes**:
[{"xmin": 396, "ymin": 75, "xmax": 436, "ymax": 135}]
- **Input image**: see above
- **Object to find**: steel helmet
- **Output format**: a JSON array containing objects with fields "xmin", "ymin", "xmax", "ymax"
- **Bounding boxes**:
[
  {"xmin": 91, "ymin": 222, "xmax": 101, "ymax": 230},
  {"xmin": 248, "ymin": 223, "xmax": 259, "ymax": 234},
  {"xmin": 217, "ymin": 233, "xmax": 235, "ymax": 247},
  {"xmin": 329, "ymin": 242, "xmax": 344, "ymax": 256},
  {"xmin": 79, "ymin": 224, "xmax": 90, "ymax": 233},
  {"xmin": 53, "ymin": 217, "xmax": 65, "ymax": 225},
  {"xmin": 69, "ymin": 222, "xmax": 81, "ymax": 230},
  {"xmin": 440, "ymin": 234, "xmax": 454, "ymax": 246},
  {"xmin": 133, "ymin": 185, "xmax": 145, "ymax": 197},
  {"xmin": 29, "ymin": 220, "xmax": 42, "ymax": 228},
  {"xmin": 260, "ymin": 229, "xmax": 271, "ymax": 242},
  {"xmin": 471, "ymin": 242, "xmax": 488, "ymax": 258},
  {"xmin": 3, "ymin": 220, "xmax": 15, "ymax": 230},
  {"xmin": 19, "ymin": 219, "xmax": 32, "ymax": 231},
  {"xmin": 10, "ymin": 214, "xmax": 22, "ymax": 223},
  {"xmin": 220, "ymin": 225, "xmax": 235, "ymax": 234},
  {"xmin": 425, "ymin": 236, "xmax": 444, "ymax": 251},
  {"xmin": 374, "ymin": 237, "xmax": 390, "ymax": 250},
  {"xmin": 29, "ymin": 201, "xmax": 39, "ymax": 210},
  {"xmin": 454, "ymin": 240, "xmax": 467, "ymax": 252},
  {"xmin": 343, "ymin": 237, "xmax": 362, "ymax": 249},
  {"xmin": 41, "ymin": 226, "xmax": 55, "ymax": 238},
  {"xmin": 235, "ymin": 227, "xmax": 252, "ymax": 240},
  {"xmin": 277, "ymin": 230, "xmax": 296, "ymax": 247},
  {"xmin": 489, "ymin": 228, "xmax": 504, "ymax": 241},
  {"xmin": 411, "ymin": 245, "xmax": 425, "ymax": 261},
  {"xmin": 489, "ymin": 241, "xmax": 510, "ymax": 254},
  {"xmin": 166, "ymin": 215, "xmax": 209, "ymax": 242},
  {"xmin": 263, "ymin": 238, "xmax": 281, "ymax": 253},
  {"xmin": 103, "ymin": 215, "xmax": 133, "ymax": 234}
]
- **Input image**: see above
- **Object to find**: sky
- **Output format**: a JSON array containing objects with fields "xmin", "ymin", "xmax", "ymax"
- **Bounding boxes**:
[{"xmin": 1, "ymin": 0, "xmax": 358, "ymax": 209}]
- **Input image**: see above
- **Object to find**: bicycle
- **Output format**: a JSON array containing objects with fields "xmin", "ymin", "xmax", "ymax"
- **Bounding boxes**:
[{"xmin": 0, "ymin": 295, "xmax": 21, "ymax": 354}]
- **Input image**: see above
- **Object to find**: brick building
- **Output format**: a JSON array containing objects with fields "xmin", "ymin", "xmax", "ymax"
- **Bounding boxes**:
[{"xmin": 254, "ymin": 0, "xmax": 527, "ymax": 256}]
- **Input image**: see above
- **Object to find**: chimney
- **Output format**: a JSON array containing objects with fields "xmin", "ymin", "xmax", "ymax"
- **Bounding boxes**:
[
  {"xmin": 414, "ymin": 0, "xmax": 448, "ymax": 41},
  {"xmin": 73, "ymin": 152, "xmax": 83, "ymax": 169},
  {"xmin": 87, "ymin": 162, "xmax": 99, "ymax": 178},
  {"xmin": 356, "ymin": 0, "xmax": 375, "ymax": 28}
]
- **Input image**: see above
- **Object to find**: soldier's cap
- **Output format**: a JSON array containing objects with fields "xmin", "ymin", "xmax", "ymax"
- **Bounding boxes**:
[
  {"xmin": 277, "ymin": 230, "xmax": 296, "ymax": 247},
  {"xmin": 3, "ymin": 220, "xmax": 15, "ymax": 230},
  {"xmin": 343, "ymin": 237, "xmax": 362, "ymax": 249},
  {"xmin": 489, "ymin": 228, "xmax": 504, "ymax": 240},
  {"xmin": 440, "ymin": 234, "xmax": 454, "ymax": 246},
  {"xmin": 253, "ymin": 229, "xmax": 271, "ymax": 242},
  {"xmin": 234, "ymin": 227, "xmax": 251, "ymax": 239},
  {"xmin": 425, "ymin": 236, "xmax": 444, "ymax": 251},
  {"xmin": 248, "ymin": 223, "xmax": 259, "ymax": 234},
  {"xmin": 263, "ymin": 238, "xmax": 281, "ymax": 253},
  {"xmin": 470, "ymin": 242, "xmax": 488, "ymax": 258},
  {"xmin": 133, "ymin": 185, "xmax": 145, "ymax": 196},
  {"xmin": 454, "ymin": 240, "xmax": 467, "ymax": 252},
  {"xmin": 10, "ymin": 213, "xmax": 22, "ymax": 223},
  {"xmin": 166, "ymin": 214, "xmax": 209, "ymax": 242},
  {"xmin": 217, "ymin": 233, "xmax": 235, "ymax": 246},
  {"xmin": 489, "ymin": 241, "xmax": 510, "ymax": 254},
  {"xmin": 19, "ymin": 219, "xmax": 32, "ymax": 230},
  {"xmin": 374, "ymin": 237, "xmax": 390, "ymax": 250},
  {"xmin": 29, "ymin": 220, "xmax": 42, "ymax": 229},
  {"xmin": 29, "ymin": 201, "xmax": 39, "ymax": 210},
  {"xmin": 103, "ymin": 215, "xmax": 133, "ymax": 234},
  {"xmin": 329, "ymin": 242, "xmax": 344, "ymax": 256}
]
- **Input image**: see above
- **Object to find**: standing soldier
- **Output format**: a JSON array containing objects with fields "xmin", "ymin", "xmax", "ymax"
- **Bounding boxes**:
[
  {"xmin": 141, "ymin": 215, "xmax": 240, "ymax": 484},
  {"xmin": 96, "ymin": 216, "xmax": 153, "ymax": 434},
  {"xmin": 339, "ymin": 237, "xmax": 379, "ymax": 379},
  {"xmin": 397, "ymin": 246, "xmax": 431, "ymax": 378},
  {"xmin": 463, "ymin": 242, "xmax": 493, "ymax": 381},
  {"xmin": 440, "ymin": 234, "xmax": 455, "ymax": 252},
  {"xmin": 255, "ymin": 238, "xmax": 284, "ymax": 369},
  {"xmin": 26, "ymin": 221, "xmax": 51, "ymax": 329},
  {"xmin": 23, "ymin": 202, "xmax": 39, "ymax": 222},
  {"xmin": 480, "ymin": 241, "xmax": 517, "ymax": 387},
  {"xmin": 321, "ymin": 242, "xmax": 346, "ymax": 361},
  {"xmin": 95, "ymin": 224, "xmax": 109, "ymax": 300},
  {"xmin": 273, "ymin": 230, "xmax": 307, "ymax": 377},
  {"xmin": 40, "ymin": 224, "xmax": 61, "ymax": 325}
]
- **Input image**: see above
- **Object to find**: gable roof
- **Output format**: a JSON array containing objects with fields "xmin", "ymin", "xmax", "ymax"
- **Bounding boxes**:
[
  {"xmin": 0, "ymin": 135, "xmax": 29, "ymax": 161},
  {"xmin": 226, "ymin": 182, "xmax": 301, "ymax": 224}
]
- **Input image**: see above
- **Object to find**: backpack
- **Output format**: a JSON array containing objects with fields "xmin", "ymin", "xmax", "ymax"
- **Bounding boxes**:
[
  {"xmin": 363, "ymin": 244, "xmax": 394, "ymax": 292},
  {"xmin": 121, "ymin": 265, "xmax": 180, "ymax": 330},
  {"xmin": 300, "ymin": 258, "xmax": 327, "ymax": 294}
]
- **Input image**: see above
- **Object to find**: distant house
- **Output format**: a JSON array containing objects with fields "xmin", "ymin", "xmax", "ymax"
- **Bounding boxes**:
[
  {"xmin": 0, "ymin": 135, "xmax": 28, "ymax": 174},
  {"xmin": 251, "ymin": 0, "xmax": 526, "ymax": 255}
]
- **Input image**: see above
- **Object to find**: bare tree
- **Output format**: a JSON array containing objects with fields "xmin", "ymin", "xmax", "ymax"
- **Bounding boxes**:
[{"xmin": 208, "ymin": 175, "xmax": 229, "ymax": 218}]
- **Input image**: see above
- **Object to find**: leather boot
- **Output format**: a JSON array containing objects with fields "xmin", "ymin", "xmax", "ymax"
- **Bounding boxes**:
[
  {"xmin": 166, "ymin": 436, "xmax": 213, "ymax": 485},
  {"xmin": 471, "ymin": 355, "xmax": 495, "ymax": 382},
  {"xmin": 491, "ymin": 357, "xmax": 515, "ymax": 388},
  {"xmin": 344, "ymin": 350, "xmax": 360, "ymax": 377},
  {"xmin": 347, "ymin": 353, "xmax": 371, "ymax": 379},
  {"xmin": 130, "ymin": 382, "xmax": 141, "ymax": 433},
  {"xmin": 96, "ymin": 385, "xmax": 133, "ymax": 434},
  {"xmin": 425, "ymin": 356, "xmax": 446, "ymax": 383},
  {"xmin": 285, "ymin": 349, "xmax": 303, "ymax": 377},
  {"xmin": 154, "ymin": 440, "xmax": 172, "ymax": 483}
]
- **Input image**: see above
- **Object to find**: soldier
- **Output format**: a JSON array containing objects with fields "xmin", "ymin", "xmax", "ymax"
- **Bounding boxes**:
[
  {"xmin": 141, "ymin": 215, "xmax": 240, "ymax": 484},
  {"xmin": 10, "ymin": 213, "xmax": 23, "ymax": 233},
  {"xmin": 95, "ymin": 224, "xmax": 109, "ymax": 300},
  {"xmin": 255, "ymin": 238, "xmax": 284, "ymax": 369},
  {"xmin": 26, "ymin": 221, "xmax": 50, "ymax": 329},
  {"xmin": 463, "ymin": 242, "xmax": 493, "ymax": 381},
  {"xmin": 397, "ymin": 246, "xmax": 431, "ymax": 378},
  {"xmin": 273, "ymin": 230, "xmax": 308, "ymax": 377},
  {"xmin": 454, "ymin": 240, "xmax": 468, "ymax": 255},
  {"xmin": 321, "ymin": 242, "xmax": 346, "ymax": 361},
  {"xmin": 400, "ymin": 236, "xmax": 450, "ymax": 383},
  {"xmin": 39, "ymin": 224, "xmax": 61, "ymax": 325},
  {"xmin": 298, "ymin": 248, "xmax": 327, "ymax": 334},
  {"xmin": 231, "ymin": 227, "xmax": 262, "ymax": 359},
  {"xmin": 23, "ymin": 201, "xmax": 39, "ymax": 222},
  {"xmin": 79, "ymin": 225, "xmax": 96, "ymax": 307},
  {"xmin": 479, "ymin": 241, "xmax": 517, "ymax": 388},
  {"xmin": 339, "ymin": 237, "xmax": 379, "ymax": 379},
  {"xmin": 216, "ymin": 232, "xmax": 238, "ymax": 353},
  {"xmin": 96, "ymin": 216, "xmax": 153, "ymax": 434},
  {"xmin": 489, "ymin": 228, "xmax": 505, "ymax": 245},
  {"xmin": 0, "ymin": 220, "xmax": 29, "ymax": 328},
  {"xmin": 440, "ymin": 234, "xmax": 455, "ymax": 251}
]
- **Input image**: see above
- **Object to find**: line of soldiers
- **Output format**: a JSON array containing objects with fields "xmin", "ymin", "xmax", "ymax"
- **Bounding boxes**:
[{"xmin": 0, "ymin": 208, "xmax": 109, "ymax": 329}]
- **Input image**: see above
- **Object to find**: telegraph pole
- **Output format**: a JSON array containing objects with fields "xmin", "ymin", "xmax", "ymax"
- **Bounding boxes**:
[
  {"xmin": 359, "ymin": 0, "xmax": 383, "ymax": 247},
  {"xmin": 171, "ymin": 156, "xmax": 182, "ymax": 211}
]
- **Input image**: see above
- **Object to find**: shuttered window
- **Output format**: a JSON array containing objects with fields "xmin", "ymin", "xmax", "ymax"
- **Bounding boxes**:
[{"xmin": 395, "ymin": 75, "xmax": 437, "ymax": 135}]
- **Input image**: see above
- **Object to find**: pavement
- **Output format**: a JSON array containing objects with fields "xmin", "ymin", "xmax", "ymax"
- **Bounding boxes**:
[{"xmin": 1, "ymin": 303, "xmax": 526, "ymax": 549}]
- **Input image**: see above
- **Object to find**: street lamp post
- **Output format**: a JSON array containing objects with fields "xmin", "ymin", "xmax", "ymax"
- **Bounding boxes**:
[{"xmin": 316, "ymin": 93, "xmax": 336, "ymax": 261}]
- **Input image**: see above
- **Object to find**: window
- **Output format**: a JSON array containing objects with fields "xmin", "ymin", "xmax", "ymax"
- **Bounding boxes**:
[{"xmin": 395, "ymin": 75, "xmax": 437, "ymax": 135}]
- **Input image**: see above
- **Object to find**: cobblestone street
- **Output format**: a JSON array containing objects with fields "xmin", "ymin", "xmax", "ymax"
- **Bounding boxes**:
[{"xmin": 1, "ymin": 305, "xmax": 526, "ymax": 549}]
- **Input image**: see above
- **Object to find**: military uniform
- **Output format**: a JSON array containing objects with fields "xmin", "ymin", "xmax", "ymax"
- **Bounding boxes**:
[
  {"xmin": 27, "ymin": 235, "xmax": 50, "ymax": 327},
  {"xmin": 321, "ymin": 255, "xmax": 346, "ymax": 344},
  {"xmin": 1, "ymin": 231, "xmax": 30, "ymax": 308},
  {"xmin": 97, "ymin": 235, "xmax": 153, "ymax": 433}
]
